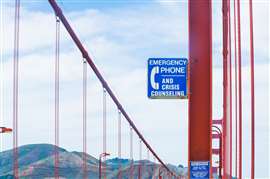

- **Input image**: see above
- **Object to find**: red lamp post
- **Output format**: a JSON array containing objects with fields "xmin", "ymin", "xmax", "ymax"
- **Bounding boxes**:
[{"xmin": 99, "ymin": 152, "xmax": 110, "ymax": 179}]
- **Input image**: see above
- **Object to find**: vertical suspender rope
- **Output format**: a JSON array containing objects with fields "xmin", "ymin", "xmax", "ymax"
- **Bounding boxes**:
[
  {"xmin": 103, "ymin": 88, "xmax": 107, "ymax": 179},
  {"xmin": 147, "ymin": 148, "xmax": 150, "ymax": 161},
  {"xmin": 236, "ymin": 0, "xmax": 243, "ymax": 178},
  {"xmin": 130, "ymin": 127, "xmax": 133, "ymax": 160},
  {"xmin": 139, "ymin": 140, "xmax": 142, "ymax": 160},
  {"xmin": 138, "ymin": 140, "xmax": 142, "ymax": 179},
  {"xmin": 233, "ymin": 0, "xmax": 238, "ymax": 177},
  {"xmin": 82, "ymin": 60, "xmax": 87, "ymax": 179},
  {"xmin": 54, "ymin": 15, "xmax": 60, "ymax": 179},
  {"xmin": 228, "ymin": 0, "xmax": 233, "ymax": 176},
  {"xmin": 118, "ymin": 110, "xmax": 122, "ymax": 179},
  {"xmin": 118, "ymin": 110, "xmax": 121, "ymax": 159},
  {"xmin": 249, "ymin": 0, "xmax": 255, "ymax": 178},
  {"xmin": 129, "ymin": 127, "xmax": 133, "ymax": 179},
  {"xmin": 13, "ymin": 0, "xmax": 20, "ymax": 178}
]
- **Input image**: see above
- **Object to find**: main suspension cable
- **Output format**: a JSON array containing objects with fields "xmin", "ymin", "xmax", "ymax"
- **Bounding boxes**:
[{"xmin": 48, "ymin": 0, "xmax": 173, "ymax": 174}]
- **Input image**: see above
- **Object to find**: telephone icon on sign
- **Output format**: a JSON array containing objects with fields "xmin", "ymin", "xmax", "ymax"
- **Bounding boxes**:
[{"xmin": 150, "ymin": 66, "xmax": 159, "ymax": 90}]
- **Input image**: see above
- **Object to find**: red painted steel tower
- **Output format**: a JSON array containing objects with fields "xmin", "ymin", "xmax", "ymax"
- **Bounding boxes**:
[{"xmin": 188, "ymin": 0, "xmax": 212, "ymax": 178}]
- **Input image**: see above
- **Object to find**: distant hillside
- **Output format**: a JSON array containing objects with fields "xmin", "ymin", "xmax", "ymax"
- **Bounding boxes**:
[{"xmin": 0, "ymin": 144, "xmax": 187, "ymax": 179}]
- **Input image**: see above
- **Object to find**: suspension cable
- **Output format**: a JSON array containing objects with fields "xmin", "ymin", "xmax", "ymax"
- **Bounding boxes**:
[
  {"xmin": 138, "ymin": 139, "xmax": 142, "ymax": 179},
  {"xmin": 13, "ymin": 0, "xmax": 20, "ymax": 178},
  {"xmin": 147, "ymin": 148, "xmax": 150, "ymax": 161},
  {"xmin": 103, "ymin": 88, "xmax": 107, "ymax": 154},
  {"xmin": 54, "ymin": 15, "xmax": 60, "ymax": 179},
  {"xmin": 233, "ymin": 0, "xmax": 238, "ymax": 177},
  {"xmin": 82, "ymin": 59, "xmax": 87, "ymax": 179},
  {"xmin": 249, "ymin": 0, "xmax": 255, "ymax": 178},
  {"xmin": 228, "ymin": 0, "xmax": 233, "ymax": 176},
  {"xmin": 236, "ymin": 0, "xmax": 243, "ymax": 178},
  {"xmin": 118, "ymin": 110, "xmax": 121, "ymax": 158},
  {"xmin": 139, "ymin": 139, "xmax": 142, "ymax": 161},
  {"xmin": 48, "ymin": 0, "xmax": 172, "ymax": 174},
  {"xmin": 102, "ymin": 88, "xmax": 107, "ymax": 179},
  {"xmin": 129, "ymin": 126, "xmax": 134, "ymax": 179},
  {"xmin": 117, "ymin": 110, "xmax": 122, "ymax": 179},
  {"xmin": 130, "ymin": 127, "xmax": 133, "ymax": 160}
]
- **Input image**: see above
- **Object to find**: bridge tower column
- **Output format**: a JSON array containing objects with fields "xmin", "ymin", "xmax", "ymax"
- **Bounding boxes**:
[{"xmin": 188, "ymin": 0, "xmax": 212, "ymax": 178}]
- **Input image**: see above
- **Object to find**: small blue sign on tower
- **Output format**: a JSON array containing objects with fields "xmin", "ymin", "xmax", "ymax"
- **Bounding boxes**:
[
  {"xmin": 147, "ymin": 58, "xmax": 188, "ymax": 99},
  {"xmin": 190, "ymin": 161, "xmax": 210, "ymax": 179}
]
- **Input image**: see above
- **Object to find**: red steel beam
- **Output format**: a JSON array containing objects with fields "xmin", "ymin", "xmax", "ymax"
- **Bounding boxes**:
[
  {"xmin": 212, "ymin": 149, "xmax": 220, "ymax": 155},
  {"xmin": 212, "ymin": 133, "xmax": 221, "ymax": 139},
  {"xmin": 47, "ymin": 0, "xmax": 172, "ymax": 175},
  {"xmin": 212, "ymin": 119, "xmax": 223, "ymax": 125},
  {"xmin": 188, "ymin": 0, "xmax": 212, "ymax": 178}
]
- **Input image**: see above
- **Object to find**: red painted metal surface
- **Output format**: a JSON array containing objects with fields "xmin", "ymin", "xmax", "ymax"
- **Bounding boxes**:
[
  {"xmin": 222, "ymin": 0, "xmax": 234, "ymax": 178},
  {"xmin": 249, "ymin": 0, "xmax": 255, "ymax": 178},
  {"xmin": 233, "ymin": 0, "xmax": 238, "ymax": 177},
  {"xmin": 228, "ymin": 0, "xmax": 233, "ymax": 176},
  {"xmin": 212, "ymin": 127, "xmax": 222, "ymax": 178},
  {"xmin": 212, "ymin": 133, "xmax": 221, "ymax": 139},
  {"xmin": 222, "ymin": 0, "xmax": 229, "ymax": 177},
  {"xmin": 236, "ymin": 0, "xmax": 243, "ymax": 178},
  {"xmin": 212, "ymin": 119, "xmax": 223, "ymax": 125},
  {"xmin": 212, "ymin": 149, "xmax": 220, "ymax": 155},
  {"xmin": 188, "ymin": 0, "xmax": 212, "ymax": 177}
]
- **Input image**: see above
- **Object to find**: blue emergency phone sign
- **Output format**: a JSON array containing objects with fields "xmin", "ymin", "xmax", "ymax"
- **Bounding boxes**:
[{"xmin": 147, "ymin": 58, "xmax": 188, "ymax": 99}]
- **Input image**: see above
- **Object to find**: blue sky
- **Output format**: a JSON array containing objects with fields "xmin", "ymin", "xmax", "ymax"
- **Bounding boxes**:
[{"xmin": 0, "ymin": 0, "xmax": 269, "ymax": 178}]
